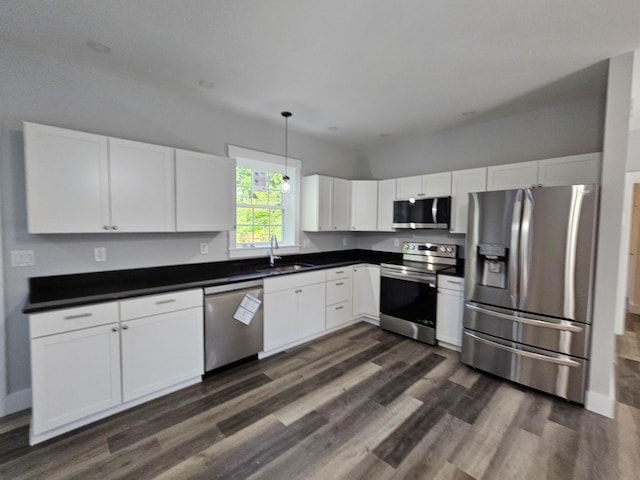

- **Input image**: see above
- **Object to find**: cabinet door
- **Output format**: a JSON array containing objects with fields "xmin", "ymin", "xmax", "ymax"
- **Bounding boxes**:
[
  {"xmin": 436, "ymin": 288, "xmax": 464, "ymax": 349},
  {"xmin": 352, "ymin": 266, "xmax": 380, "ymax": 318},
  {"xmin": 422, "ymin": 172, "xmax": 452, "ymax": 197},
  {"xmin": 377, "ymin": 179, "xmax": 396, "ymax": 232},
  {"xmin": 264, "ymin": 289, "xmax": 299, "ymax": 351},
  {"xmin": 24, "ymin": 122, "xmax": 110, "ymax": 233},
  {"xmin": 108, "ymin": 137, "xmax": 175, "ymax": 232},
  {"xmin": 318, "ymin": 176, "xmax": 334, "ymax": 231},
  {"xmin": 175, "ymin": 150, "xmax": 234, "ymax": 231},
  {"xmin": 486, "ymin": 161, "xmax": 539, "ymax": 191},
  {"xmin": 396, "ymin": 175, "xmax": 423, "ymax": 200},
  {"xmin": 350, "ymin": 180, "xmax": 378, "ymax": 231},
  {"xmin": 538, "ymin": 153, "xmax": 601, "ymax": 187},
  {"xmin": 298, "ymin": 282, "xmax": 326, "ymax": 338},
  {"xmin": 31, "ymin": 324, "xmax": 121, "ymax": 435},
  {"xmin": 450, "ymin": 167, "xmax": 487, "ymax": 234},
  {"xmin": 326, "ymin": 301, "xmax": 351, "ymax": 329},
  {"xmin": 121, "ymin": 307, "xmax": 203, "ymax": 402},
  {"xmin": 332, "ymin": 178, "xmax": 351, "ymax": 230}
]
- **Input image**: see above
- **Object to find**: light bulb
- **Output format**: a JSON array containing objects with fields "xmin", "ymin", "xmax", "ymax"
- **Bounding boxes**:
[{"xmin": 282, "ymin": 175, "xmax": 291, "ymax": 194}]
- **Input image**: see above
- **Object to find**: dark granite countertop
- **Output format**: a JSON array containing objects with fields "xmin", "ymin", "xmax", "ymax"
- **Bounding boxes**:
[{"xmin": 24, "ymin": 249, "xmax": 403, "ymax": 313}]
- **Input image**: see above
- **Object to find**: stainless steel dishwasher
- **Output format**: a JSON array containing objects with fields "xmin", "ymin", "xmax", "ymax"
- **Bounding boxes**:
[{"xmin": 204, "ymin": 280, "xmax": 264, "ymax": 373}]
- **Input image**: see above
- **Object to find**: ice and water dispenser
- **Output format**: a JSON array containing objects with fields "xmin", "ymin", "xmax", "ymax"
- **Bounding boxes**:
[{"xmin": 477, "ymin": 243, "xmax": 508, "ymax": 288}]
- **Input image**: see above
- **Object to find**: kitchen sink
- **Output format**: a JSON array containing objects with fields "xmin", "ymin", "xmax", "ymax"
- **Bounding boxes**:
[{"xmin": 257, "ymin": 263, "xmax": 316, "ymax": 275}]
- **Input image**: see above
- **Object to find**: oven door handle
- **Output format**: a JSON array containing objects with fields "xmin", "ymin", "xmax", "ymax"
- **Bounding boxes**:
[{"xmin": 381, "ymin": 271, "xmax": 435, "ymax": 287}]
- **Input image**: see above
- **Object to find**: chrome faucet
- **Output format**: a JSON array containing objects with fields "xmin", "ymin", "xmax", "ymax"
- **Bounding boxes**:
[{"xmin": 269, "ymin": 234, "xmax": 281, "ymax": 266}]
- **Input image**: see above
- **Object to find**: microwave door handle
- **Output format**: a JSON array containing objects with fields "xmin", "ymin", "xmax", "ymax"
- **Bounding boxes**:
[
  {"xmin": 519, "ymin": 189, "xmax": 534, "ymax": 310},
  {"xmin": 509, "ymin": 190, "xmax": 523, "ymax": 308},
  {"xmin": 432, "ymin": 198, "xmax": 438, "ymax": 224}
]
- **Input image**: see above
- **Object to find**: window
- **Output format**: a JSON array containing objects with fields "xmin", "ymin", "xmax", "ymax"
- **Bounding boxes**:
[{"xmin": 227, "ymin": 145, "xmax": 301, "ymax": 258}]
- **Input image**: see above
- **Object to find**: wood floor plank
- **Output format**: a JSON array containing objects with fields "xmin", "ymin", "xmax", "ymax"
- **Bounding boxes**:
[
  {"xmin": 389, "ymin": 413, "xmax": 471, "ymax": 480},
  {"xmin": 572, "ymin": 410, "xmax": 618, "ymax": 479},
  {"xmin": 432, "ymin": 462, "xmax": 477, "ymax": 480},
  {"xmin": 448, "ymin": 384, "xmax": 525, "ymax": 479},
  {"xmin": 524, "ymin": 420, "xmax": 579, "ymax": 479},
  {"xmin": 480, "ymin": 424, "xmax": 539, "ymax": 479},
  {"xmin": 449, "ymin": 364, "xmax": 481, "ymax": 389},
  {"xmin": 448, "ymin": 373, "xmax": 501, "ymax": 424},
  {"xmin": 617, "ymin": 403, "xmax": 640, "ymax": 479}
]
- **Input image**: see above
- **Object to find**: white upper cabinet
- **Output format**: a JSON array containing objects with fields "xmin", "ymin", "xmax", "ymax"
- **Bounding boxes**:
[
  {"xmin": 332, "ymin": 178, "xmax": 351, "ymax": 230},
  {"xmin": 396, "ymin": 172, "xmax": 452, "ymax": 199},
  {"xmin": 25, "ymin": 122, "xmax": 110, "ymax": 233},
  {"xmin": 350, "ymin": 180, "xmax": 378, "ymax": 231},
  {"xmin": 395, "ymin": 175, "xmax": 423, "ymax": 200},
  {"xmin": 302, "ymin": 175, "xmax": 351, "ymax": 231},
  {"xmin": 537, "ymin": 153, "xmax": 601, "ymax": 187},
  {"xmin": 450, "ymin": 167, "xmax": 487, "ymax": 234},
  {"xmin": 487, "ymin": 161, "xmax": 539, "ymax": 191},
  {"xmin": 422, "ymin": 172, "xmax": 452, "ymax": 197},
  {"xmin": 377, "ymin": 178, "xmax": 396, "ymax": 232},
  {"xmin": 25, "ymin": 122, "xmax": 176, "ymax": 233},
  {"xmin": 175, "ymin": 149, "xmax": 234, "ymax": 231},
  {"xmin": 108, "ymin": 137, "xmax": 175, "ymax": 232},
  {"xmin": 486, "ymin": 153, "xmax": 601, "ymax": 191}
]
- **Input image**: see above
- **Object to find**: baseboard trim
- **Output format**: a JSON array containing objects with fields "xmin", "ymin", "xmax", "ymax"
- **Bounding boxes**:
[
  {"xmin": 585, "ymin": 374, "xmax": 616, "ymax": 419},
  {"xmin": 5, "ymin": 388, "xmax": 32, "ymax": 415}
]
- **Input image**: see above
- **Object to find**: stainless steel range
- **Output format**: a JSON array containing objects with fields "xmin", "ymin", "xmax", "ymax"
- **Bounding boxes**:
[{"xmin": 380, "ymin": 242, "xmax": 458, "ymax": 345}]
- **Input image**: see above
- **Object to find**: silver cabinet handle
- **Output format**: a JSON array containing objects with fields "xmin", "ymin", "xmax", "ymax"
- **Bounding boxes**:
[
  {"xmin": 464, "ymin": 331, "xmax": 581, "ymax": 367},
  {"xmin": 445, "ymin": 280, "xmax": 463, "ymax": 285},
  {"xmin": 121, "ymin": 324, "xmax": 129, "ymax": 330},
  {"xmin": 417, "ymin": 193, "xmax": 426, "ymax": 197},
  {"xmin": 112, "ymin": 326, "xmax": 119, "ymax": 332},
  {"xmin": 335, "ymin": 270, "xmax": 344, "ymax": 274},
  {"xmin": 335, "ymin": 306, "xmax": 344, "ymax": 310},
  {"xmin": 103, "ymin": 225, "xmax": 110, "ymax": 230},
  {"xmin": 336, "ymin": 282, "xmax": 344, "ymax": 286},
  {"xmin": 64, "ymin": 313, "xmax": 93, "ymax": 320},
  {"xmin": 155, "ymin": 299, "xmax": 176, "ymax": 305},
  {"xmin": 465, "ymin": 303, "xmax": 583, "ymax": 332},
  {"xmin": 111, "ymin": 225, "xmax": 118, "ymax": 230}
]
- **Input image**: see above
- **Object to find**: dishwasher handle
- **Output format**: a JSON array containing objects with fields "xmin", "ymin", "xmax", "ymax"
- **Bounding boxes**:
[{"xmin": 204, "ymin": 279, "xmax": 264, "ymax": 295}]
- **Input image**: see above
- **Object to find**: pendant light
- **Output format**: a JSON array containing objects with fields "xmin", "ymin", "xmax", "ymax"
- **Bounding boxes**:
[{"xmin": 281, "ymin": 111, "xmax": 292, "ymax": 194}]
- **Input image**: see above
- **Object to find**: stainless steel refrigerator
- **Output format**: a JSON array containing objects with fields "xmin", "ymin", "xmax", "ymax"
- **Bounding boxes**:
[{"xmin": 461, "ymin": 185, "xmax": 599, "ymax": 403}]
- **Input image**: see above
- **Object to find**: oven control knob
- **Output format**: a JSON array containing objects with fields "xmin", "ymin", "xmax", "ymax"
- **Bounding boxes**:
[
  {"xmin": 439, "ymin": 246, "xmax": 446, "ymax": 252},
  {"xmin": 446, "ymin": 247, "xmax": 454, "ymax": 253}
]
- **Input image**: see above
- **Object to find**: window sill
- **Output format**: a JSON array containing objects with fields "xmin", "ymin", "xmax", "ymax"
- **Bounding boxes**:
[{"xmin": 228, "ymin": 245, "xmax": 301, "ymax": 259}]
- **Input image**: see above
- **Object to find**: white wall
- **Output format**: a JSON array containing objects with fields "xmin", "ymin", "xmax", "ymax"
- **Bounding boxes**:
[
  {"xmin": 0, "ymin": 44, "xmax": 363, "ymax": 410},
  {"xmin": 362, "ymin": 97, "xmax": 604, "ymax": 180},
  {"xmin": 588, "ymin": 52, "xmax": 634, "ymax": 417}
]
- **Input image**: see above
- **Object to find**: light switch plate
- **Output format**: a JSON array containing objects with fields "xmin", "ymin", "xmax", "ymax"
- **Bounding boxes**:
[
  {"xmin": 394, "ymin": 239, "xmax": 400, "ymax": 247},
  {"xmin": 11, "ymin": 250, "xmax": 35, "ymax": 267},
  {"xmin": 200, "ymin": 243, "xmax": 209, "ymax": 255}
]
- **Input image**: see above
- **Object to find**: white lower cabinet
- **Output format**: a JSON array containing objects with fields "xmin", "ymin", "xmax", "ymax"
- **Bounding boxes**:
[
  {"xmin": 29, "ymin": 289, "xmax": 203, "ymax": 445},
  {"xmin": 436, "ymin": 275, "xmax": 465, "ymax": 350},
  {"xmin": 31, "ymin": 319, "xmax": 121, "ymax": 437},
  {"xmin": 352, "ymin": 265, "xmax": 380, "ymax": 320},
  {"xmin": 263, "ymin": 270, "xmax": 326, "ymax": 352}
]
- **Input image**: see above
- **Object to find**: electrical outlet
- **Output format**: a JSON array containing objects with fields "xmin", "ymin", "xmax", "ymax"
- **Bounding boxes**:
[
  {"xmin": 303, "ymin": 239, "xmax": 311, "ymax": 249},
  {"xmin": 394, "ymin": 239, "xmax": 400, "ymax": 247},
  {"xmin": 11, "ymin": 250, "xmax": 35, "ymax": 267},
  {"xmin": 343, "ymin": 237, "xmax": 348, "ymax": 246},
  {"xmin": 200, "ymin": 243, "xmax": 209, "ymax": 255},
  {"xmin": 94, "ymin": 247, "xmax": 107, "ymax": 262}
]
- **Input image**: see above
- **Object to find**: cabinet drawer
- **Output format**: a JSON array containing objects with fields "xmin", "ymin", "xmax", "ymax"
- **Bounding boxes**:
[
  {"xmin": 325, "ymin": 266, "xmax": 351, "ymax": 281},
  {"xmin": 438, "ymin": 275, "xmax": 464, "ymax": 292},
  {"xmin": 120, "ymin": 289, "xmax": 202, "ymax": 321},
  {"xmin": 326, "ymin": 277, "xmax": 352, "ymax": 305},
  {"xmin": 326, "ymin": 301, "xmax": 351, "ymax": 329},
  {"xmin": 30, "ymin": 302, "xmax": 119, "ymax": 338},
  {"xmin": 263, "ymin": 270, "xmax": 326, "ymax": 294}
]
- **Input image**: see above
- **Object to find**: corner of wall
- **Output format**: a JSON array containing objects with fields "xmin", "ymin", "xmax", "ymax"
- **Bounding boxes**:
[
  {"xmin": 585, "ymin": 370, "xmax": 616, "ymax": 419},
  {"xmin": 5, "ymin": 388, "xmax": 31, "ymax": 415}
]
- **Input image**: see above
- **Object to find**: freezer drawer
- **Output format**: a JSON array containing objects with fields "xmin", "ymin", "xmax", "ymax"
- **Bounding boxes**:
[
  {"xmin": 464, "ymin": 302, "xmax": 590, "ymax": 358},
  {"xmin": 461, "ymin": 329, "xmax": 587, "ymax": 403}
]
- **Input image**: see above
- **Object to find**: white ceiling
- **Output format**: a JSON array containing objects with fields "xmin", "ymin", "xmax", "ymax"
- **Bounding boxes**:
[{"xmin": 1, "ymin": 0, "xmax": 640, "ymax": 150}]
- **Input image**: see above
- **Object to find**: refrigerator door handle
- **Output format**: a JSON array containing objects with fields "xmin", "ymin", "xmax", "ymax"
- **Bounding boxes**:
[
  {"xmin": 519, "ymin": 189, "xmax": 534, "ymax": 308},
  {"xmin": 465, "ymin": 303, "xmax": 584, "ymax": 332},
  {"xmin": 464, "ymin": 331, "xmax": 581, "ymax": 367},
  {"xmin": 509, "ymin": 189, "xmax": 523, "ymax": 303}
]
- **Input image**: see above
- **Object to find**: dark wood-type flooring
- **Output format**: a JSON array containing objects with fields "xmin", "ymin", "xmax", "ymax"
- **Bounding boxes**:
[{"xmin": 1, "ymin": 320, "xmax": 639, "ymax": 479}]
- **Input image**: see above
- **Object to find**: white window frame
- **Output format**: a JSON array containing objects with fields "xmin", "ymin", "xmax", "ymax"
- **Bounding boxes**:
[{"xmin": 227, "ymin": 144, "xmax": 301, "ymax": 259}]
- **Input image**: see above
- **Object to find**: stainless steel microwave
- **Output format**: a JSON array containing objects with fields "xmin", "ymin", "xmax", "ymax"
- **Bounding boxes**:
[{"xmin": 392, "ymin": 196, "xmax": 451, "ymax": 229}]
